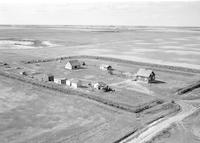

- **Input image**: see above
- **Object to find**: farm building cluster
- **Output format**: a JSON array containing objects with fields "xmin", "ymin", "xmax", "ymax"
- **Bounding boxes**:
[
  {"xmin": 18, "ymin": 59, "xmax": 157, "ymax": 92},
  {"xmin": 28, "ymin": 60, "xmax": 116, "ymax": 91}
]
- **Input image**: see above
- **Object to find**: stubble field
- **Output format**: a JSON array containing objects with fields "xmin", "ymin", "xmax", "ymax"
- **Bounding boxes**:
[{"xmin": 1, "ymin": 25, "xmax": 200, "ymax": 143}]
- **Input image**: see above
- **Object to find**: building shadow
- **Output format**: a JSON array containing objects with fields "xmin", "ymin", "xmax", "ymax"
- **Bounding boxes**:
[
  {"xmin": 80, "ymin": 85, "xmax": 88, "ymax": 88},
  {"xmin": 150, "ymin": 80, "xmax": 166, "ymax": 84},
  {"xmin": 79, "ymin": 67, "xmax": 87, "ymax": 69},
  {"xmin": 70, "ymin": 67, "xmax": 87, "ymax": 70}
]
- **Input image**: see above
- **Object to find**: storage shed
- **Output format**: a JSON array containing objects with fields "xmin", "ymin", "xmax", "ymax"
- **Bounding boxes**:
[
  {"xmin": 54, "ymin": 78, "xmax": 67, "ymax": 84},
  {"xmin": 34, "ymin": 73, "xmax": 54, "ymax": 82},
  {"xmin": 70, "ymin": 79, "xmax": 82, "ymax": 89},
  {"xmin": 66, "ymin": 79, "xmax": 82, "ymax": 88}
]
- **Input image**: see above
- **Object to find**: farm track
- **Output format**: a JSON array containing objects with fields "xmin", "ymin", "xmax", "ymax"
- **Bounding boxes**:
[
  {"xmin": 177, "ymin": 80, "xmax": 200, "ymax": 95},
  {"xmin": 119, "ymin": 101, "xmax": 198, "ymax": 143},
  {"xmin": 110, "ymin": 79, "xmax": 153, "ymax": 95}
]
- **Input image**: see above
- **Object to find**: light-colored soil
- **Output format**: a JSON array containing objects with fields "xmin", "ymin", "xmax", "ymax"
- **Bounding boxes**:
[
  {"xmin": 0, "ymin": 75, "xmax": 139, "ymax": 143},
  {"xmin": 151, "ymin": 103, "xmax": 200, "ymax": 143},
  {"xmin": 121, "ymin": 101, "xmax": 197, "ymax": 143},
  {"xmin": 19, "ymin": 58, "xmax": 158, "ymax": 108},
  {"xmin": 1, "ymin": 26, "xmax": 200, "ymax": 143},
  {"xmin": 178, "ymin": 88, "xmax": 200, "ymax": 100},
  {"xmin": 110, "ymin": 79, "xmax": 153, "ymax": 95},
  {"xmin": 0, "ymin": 26, "xmax": 200, "ymax": 69}
]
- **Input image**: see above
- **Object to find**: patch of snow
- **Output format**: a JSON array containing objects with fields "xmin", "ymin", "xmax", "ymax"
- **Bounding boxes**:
[
  {"xmin": 42, "ymin": 41, "xmax": 57, "ymax": 47},
  {"xmin": 0, "ymin": 40, "xmax": 34, "ymax": 46},
  {"xmin": 0, "ymin": 39, "xmax": 57, "ymax": 49}
]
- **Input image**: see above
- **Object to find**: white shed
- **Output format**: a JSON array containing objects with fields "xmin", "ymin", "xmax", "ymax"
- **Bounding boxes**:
[
  {"xmin": 66, "ymin": 79, "xmax": 72, "ymax": 86},
  {"xmin": 71, "ymin": 79, "xmax": 82, "ymax": 89},
  {"xmin": 66, "ymin": 79, "xmax": 82, "ymax": 88},
  {"xmin": 54, "ymin": 78, "xmax": 67, "ymax": 84}
]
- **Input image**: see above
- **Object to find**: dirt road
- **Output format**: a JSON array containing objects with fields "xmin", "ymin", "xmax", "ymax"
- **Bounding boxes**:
[{"xmin": 120, "ymin": 101, "xmax": 197, "ymax": 143}]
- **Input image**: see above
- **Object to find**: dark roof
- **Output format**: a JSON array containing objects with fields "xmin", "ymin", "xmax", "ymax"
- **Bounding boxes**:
[
  {"xmin": 67, "ymin": 60, "xmax": 80, "ymax": 66},
  {"xmin": 100, "ymin": 64, "xmax": 112, "ymax": 68},
  {"xmin": 54, "ymin": 77, "xmax": 67, "ymax": 80},
  {"xmin": 136, "ymin": 68, "xmax": 155, "ymax": 77}
]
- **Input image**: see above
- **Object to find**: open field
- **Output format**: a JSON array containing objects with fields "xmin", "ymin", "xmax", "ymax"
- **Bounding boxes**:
[
  {"xmin": 20, "ymin": 56, "xmax": 200, "ymax": 99},
  {"xmin": 150, "ymin": 105, "xmax": 200, "ymax": 143},
  {"xmin": 0, "ymin": 72, "xmax": 179, "ymax": 143},
  {"xmin": 0, "ymin": 55, "xmax": 181, "ymax": 143},
  {"xmin": 0, "ymin": 25, "xmax": 200, "ymax": 143},
  {"xmin": 1, "ymin": 26, "xmax": 200, "ymax": 69},
  {"xmin": 0, "ymin": 75, "xmax": 140, "ymax": 143}
]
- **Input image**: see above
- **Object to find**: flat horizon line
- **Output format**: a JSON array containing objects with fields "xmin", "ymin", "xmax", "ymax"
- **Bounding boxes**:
[{"xmin": 0, "ymin": 24, "xmax": 200, "ymax": 28}]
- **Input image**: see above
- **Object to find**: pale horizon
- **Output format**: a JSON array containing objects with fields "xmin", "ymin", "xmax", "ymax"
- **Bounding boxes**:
[{"xmin": 0, "ymin": 1, "xmax": 200, "ymax": 26}]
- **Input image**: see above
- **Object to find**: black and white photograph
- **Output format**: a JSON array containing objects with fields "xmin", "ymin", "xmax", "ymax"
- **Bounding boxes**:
[{"xmin": 0, "ymin": 0, "xmax": 200, "ymax": 143}]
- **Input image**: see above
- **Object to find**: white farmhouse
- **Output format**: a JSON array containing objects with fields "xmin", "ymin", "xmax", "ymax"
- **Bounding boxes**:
[{"xmin": 65, "ymin": 60, "xmax": 81, "ymax": 70}]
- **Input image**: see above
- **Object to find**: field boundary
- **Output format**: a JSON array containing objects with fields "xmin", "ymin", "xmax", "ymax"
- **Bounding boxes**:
[
  {"xmin": 22, "ymin": 55, "xmax": 200, "ymax": 74},
  {"xmin": 177, "ymin": 80, "xmax": 200, "ymax": 95},
  {"xmin": 0, "ymin": 69, "xmax": 164, "ymax": 114}
]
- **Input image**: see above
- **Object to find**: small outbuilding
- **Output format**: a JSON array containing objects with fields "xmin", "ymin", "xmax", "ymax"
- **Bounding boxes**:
[
  {"xmin": 93, "ymin": 81, "xmax": 114, "ymax": 92},
  {"xmin": 54, "ymin": 77, "xmax": 67, "ymax": 84},
  {"xmin": 80, "ymin": 61, "xmax": 86, "ymax": 66},
  {"xmin": 35, "ymin": 73, "xmax": 54, "ymax": 82},
  {"xmin": 66, "ymin": 79, "xmax": 72, "ymax": 86},
  {"xmin": 66, "ymin": 79, "xmax": 82, "ymax": 88},
  {"xmin": 19, "ymin": 71, "xmax": 27, "ymax": 76},
  {"xmin": 65, "ymin": 60, "xmax": 81, "ymax": 70},
  {"xmin": 46, "ymin": 74, "xmax": 54, "ymax": 82},
  {"xmin": 70, "ymin": 79, "xmax": 82, "ymax": 89},
  {"xmin": 100, "ymin": 64, "xmax": 112, "ymax": 71},
  {"xmin": 136, "ymin": 68, "xmax": 155, "ymax": 83}
]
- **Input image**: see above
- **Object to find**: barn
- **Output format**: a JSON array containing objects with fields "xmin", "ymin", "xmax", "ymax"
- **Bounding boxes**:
[
  {"xmin": 136, "ymin": 68, "xmax": 155, "ymax": 83},
  {"xmin": 65, "ymin": 60, "xmax": 81, "ymax": 70}
]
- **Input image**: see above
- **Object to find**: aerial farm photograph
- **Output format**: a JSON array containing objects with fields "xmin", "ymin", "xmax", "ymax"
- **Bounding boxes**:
[{"xmin": 0, "ymin": 0, "xmax": 200, "ymax": 143}]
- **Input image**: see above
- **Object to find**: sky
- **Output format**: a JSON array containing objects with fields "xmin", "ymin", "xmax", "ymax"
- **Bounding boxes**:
[{"xmin": 0, "ymin": 0, "xmax": 200, "ymax": 26}]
